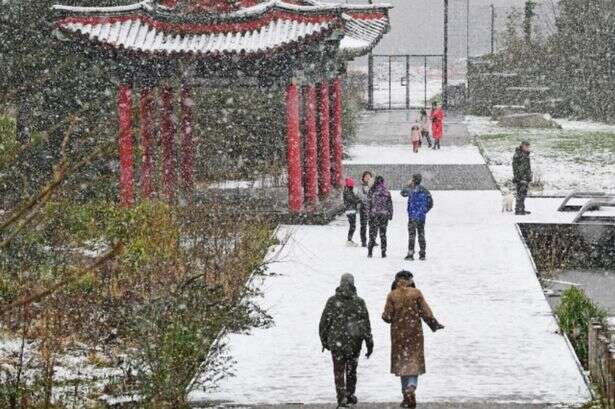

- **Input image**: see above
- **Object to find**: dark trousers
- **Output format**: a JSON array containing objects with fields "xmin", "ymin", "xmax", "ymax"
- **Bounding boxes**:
[
  {"xmin": 421, "ymin": 130, "xmax": 432, "ymax": 147},
  {"xmin": 332, "ymin": 352, "xmax": 359, "ymax": 402},
  {"xmin": 347, "ymin": 213, "xmax": 357, "ymax": 241},
  {"xmin": 408, "ymin": 219, "xmax": 426, "ymax": 257},
  {"xmin": 368, "ymin": 214, "xmax": 388, "ymax": 254},
  {"xmin": 515, "ymin": 181, "xmax": 528, "ymax": 213},
  {"xmin": 359, "ymin": 208, "xmax": 368, "ymax": 246},
  {"xmin": 433, "ymin": 138, "xmax": 441, "ymax": 149}
]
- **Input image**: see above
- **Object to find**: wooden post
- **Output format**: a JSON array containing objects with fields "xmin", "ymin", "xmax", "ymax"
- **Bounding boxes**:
[
  {"xmin": 160, "ymin": 86, "xmax": 177, "ymax": 202},
  {"xmin": 180, "ymin": 85, "xmax": 194, "ymax": 197},
  {"xmin": 286, "ymin": 82, "xmax": 303, "ymax": 213},
  {"xmin": 118, "ymin": 84, "xmax": 134, "ymax": 207},
  {"xmin": 303, "ymin": 84, "xmax": 318, "ymax": 208},
  {"xmin": 139, "ymin": 87, "xmax": 154, "ymax": 199},
  {"xmin": 331, "ymin": 77, "xmax": 343, "ymax": 188},
  {"xmin": 318, "ymin": 81, "xmax": 331, "ymax": 198}
]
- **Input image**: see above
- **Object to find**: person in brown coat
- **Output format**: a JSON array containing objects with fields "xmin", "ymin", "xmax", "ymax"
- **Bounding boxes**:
[{"xmin": 382, "ymin": 270, "xmax": 444, "ymax": 408}]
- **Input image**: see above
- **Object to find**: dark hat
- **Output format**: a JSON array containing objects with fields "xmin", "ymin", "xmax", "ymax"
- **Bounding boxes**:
[
  {"xmin": 412, "ymin": 174, "xmax": 422, "ymax": 185},
  {"xmin": 395, "ymin": 270, "xmax": 414, "ymax": 281},
  {"xmin": 521, "ymin": 140, "xmax": 530, "ymax": 146}
]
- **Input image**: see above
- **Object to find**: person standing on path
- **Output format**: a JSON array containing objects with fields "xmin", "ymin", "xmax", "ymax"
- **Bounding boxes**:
[
  {"xmin": 382, "ymin": 270, "xmax": 444, "ymax": 409},
  {"xmin": 343, "ymin": 177, "xmax": 361, "ymax": 246},
  {"xmin": 320, "ymin": 273, "xmax": 374, "ymax": 408},
  {"xmin": 367, "ymin": 175, "xmax": 393, "ymax": 258},
  {"xmin": 430, "ymin": 101, "xmax": 444, "ymax": 150},
  {"xmin": 356, "ymin": 171, "xmax": 373, "ymax": 247},
  {"xmin": 419, "ymin": 108, "xmax": 433, "ymax": 148},
  {"xmin": 512, "ymin": 141, "xmax": 533, "ymax": 215},
  {"xmin": 401, "ymin": 174, "xmax": 433, "ymax": 261},
  {"xmin": 410, "ymin": 124, "xmax": 421, "ymax": 153}
]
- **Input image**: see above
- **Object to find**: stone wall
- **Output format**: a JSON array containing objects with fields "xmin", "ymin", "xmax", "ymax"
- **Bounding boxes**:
[{"xmin": 588, "ymin": 321, "xmax": 615, "ymax": 408}]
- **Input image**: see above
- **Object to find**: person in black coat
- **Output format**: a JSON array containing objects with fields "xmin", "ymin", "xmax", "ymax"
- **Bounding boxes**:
[
  {"xmin": 343, "ymin": 178, "xmax": 361, "ymax": 246},
  {"xmin": 512, "ymin": 141, "xmax": 533, "ymax": 215}
]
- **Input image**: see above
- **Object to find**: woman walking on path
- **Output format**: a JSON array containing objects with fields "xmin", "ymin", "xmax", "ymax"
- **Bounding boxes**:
[
  {"xmin": 410, "ymin": 124, "xmax": 421, "ymax": 153},
  {"xmin": 419, "ymin": 108, "xmax": 432, "ymax": 148},
  {"xmin": 382, "ymin": 270, "xmax": 444, "ymax": 408},
  {"xmin": 356, "ymin": 171, "xmax": 373, "ymax": 247},
  {"xmin": 430, "ymin": 102, "xmax": 444, "ymax": 150},
  {"xmin": 343, "ymin": 177, "xmax": 361, "ymax": 246},
  {"xmin": 367, "ymin": 176, "xmax": 393, "ymax": 258}
]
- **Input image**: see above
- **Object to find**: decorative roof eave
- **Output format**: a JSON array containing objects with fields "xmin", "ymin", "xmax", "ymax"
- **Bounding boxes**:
[{"xmin": 52, "ymin": 0, "xmax": 392, "ymax": 24}]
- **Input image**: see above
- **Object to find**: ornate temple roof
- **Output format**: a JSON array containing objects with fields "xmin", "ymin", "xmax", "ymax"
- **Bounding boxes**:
[{"xmin": 52, "ymin": 0, "xmax": 390, "ymax": 58}]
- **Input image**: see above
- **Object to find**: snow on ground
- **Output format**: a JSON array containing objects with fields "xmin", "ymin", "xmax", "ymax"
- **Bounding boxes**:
[
  {"xmin": 198, "ymin": 191, "xmax": 590, "ymax": 405},
  {"xmin": 465, "ymin": 115, "xmax": 615, "ymax": 195},
  {"xmin": 344, "ymin": 145, "xmax": 485, "ymax": 165}
]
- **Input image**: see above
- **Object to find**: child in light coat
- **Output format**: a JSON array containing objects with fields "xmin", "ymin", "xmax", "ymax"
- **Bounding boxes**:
[
  {"xmin": 410, "ymin": 124, "xmax": 421, "ymax": 153},
  {"xmin": 419, "ymin": 108, "xmax": 433, "ymax": 148}
]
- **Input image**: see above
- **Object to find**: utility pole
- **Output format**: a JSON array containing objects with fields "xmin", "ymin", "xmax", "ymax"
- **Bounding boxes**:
[
  {"xmin": 490, "ymin": 4, "xmax": 495, "ymax": 54},
  {"xmin": 466, "ymin": 0, "xmax": 470, "ymax": 60},
  {"xmin": 524, "ymin": 0, "xmax": 536, "ymax": 44},
  {"xmin": 443, "ymin": 0, "xmax": 449, "ymax": 109}
]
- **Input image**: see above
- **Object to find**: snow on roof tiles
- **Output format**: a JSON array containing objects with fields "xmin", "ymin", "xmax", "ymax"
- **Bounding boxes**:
[{"xmin": 53, "ymin": 0, "xmax": 390, "ymax": 58}]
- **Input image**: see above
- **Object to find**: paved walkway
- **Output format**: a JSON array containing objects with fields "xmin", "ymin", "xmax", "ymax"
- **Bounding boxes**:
[{"xmin": 197, "ymin": 111, "xmax": 590, "ymax": 408}]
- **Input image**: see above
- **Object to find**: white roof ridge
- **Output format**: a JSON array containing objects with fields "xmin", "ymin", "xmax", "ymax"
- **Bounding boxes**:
[{"xmin": 52, "ymin": 0, "xmax": 153, "ymax": 13}]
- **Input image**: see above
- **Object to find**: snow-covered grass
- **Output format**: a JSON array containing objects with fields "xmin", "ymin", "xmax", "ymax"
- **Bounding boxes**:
[
  {"xmin": 466, "ymin": 116, "xmax": 615, "ymax": 195},
  {"xmin": 198, "ymin": 191, "xmax": 590, "ymax": 406},
  {"xmin": 344, "ymin": 144, "xmax": 485, "ymax": 165}
]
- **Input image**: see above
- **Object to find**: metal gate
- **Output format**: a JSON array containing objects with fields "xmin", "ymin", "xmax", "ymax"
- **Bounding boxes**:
[{"xmin": 368, "ymin": 54, "xmax": 444, "ymax": 110}]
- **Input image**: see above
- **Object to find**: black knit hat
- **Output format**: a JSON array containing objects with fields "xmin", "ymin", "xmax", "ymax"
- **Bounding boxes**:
[{"xmin": 395, "ymin": 270, "xmax": 414, "ymax": 281}]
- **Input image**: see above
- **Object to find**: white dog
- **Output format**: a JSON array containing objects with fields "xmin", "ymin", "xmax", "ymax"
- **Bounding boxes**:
[{"xmin": 502, "ymin": 187, "xmax": 514, "ymax": 212}]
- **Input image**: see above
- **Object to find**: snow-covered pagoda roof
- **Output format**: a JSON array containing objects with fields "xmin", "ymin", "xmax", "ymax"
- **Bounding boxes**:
[{"xmin": 52, "ymin": 0, "xmax": 391, "ymax": 58}]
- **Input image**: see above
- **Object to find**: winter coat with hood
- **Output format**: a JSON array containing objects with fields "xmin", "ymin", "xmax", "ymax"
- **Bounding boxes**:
[
  {"xmin": 430, "ymin": 107, "xmax": 444, "ymax": 139},
  {"xmin": 343, "ymin": 186, "xmax": 361, "ymax": 213},
  {"xmin": 401, "ymin": 185, "xmax": 433, "ymax": 222},
  {"xmin": 319, "ymin": 281, "xmax": 373, "ymax": 357},
  {"xmin": 382, "ymin": 280, "xmax": 441, "ymax": 376},
  {"xmin": 367, "ymin": 180, "xmax": 393, "ymax": 220},
  {"xmin": 512, "ymin": 146, "xmax": 532, "ymax": 184}
]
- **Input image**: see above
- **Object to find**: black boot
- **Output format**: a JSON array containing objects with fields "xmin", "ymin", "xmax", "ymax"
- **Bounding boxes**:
[
  {"xmin": 346, "ymin": 395, "xmax": 358, "ymax": 405},
  {"xmin": 367, "ymin": 247, "xmax": 373, "ymax": 258},
  {"xmin": 404, "ymin": 254, "xmax": 414, "ymax": 261},
  {"xmin": 381, "ymin": 250, "xmax": 387, "ymax": 258}
]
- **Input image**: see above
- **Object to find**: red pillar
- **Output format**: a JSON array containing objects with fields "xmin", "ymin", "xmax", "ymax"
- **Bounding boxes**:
[
  {"xmin": 160, "ymin": 86, "xmax": 177, "ymax": 202},
  {"xmin": 118, "ymin": 84, "xmax": 134, "ymax": 207},
  {"xmin": 303, "ymin": 84, "xmax": 318, "ymax": 208},
  {"xmin": 180, "ymin": 85, "xmax": 194, "ymax": 197},
  {"xmin": 286, "ymin": 82, "xmax": 303, "ymax": 213},
  {"xmin": 331, "ymin": 77, "xmax": 343, "ymax": 188},
  {"xmin": 318, "ymin": 81, "xmax": 332, "ymax": 197},
  {"xmin": 139, "ymin": 87, "xmax": 154, "ymax": 199}
]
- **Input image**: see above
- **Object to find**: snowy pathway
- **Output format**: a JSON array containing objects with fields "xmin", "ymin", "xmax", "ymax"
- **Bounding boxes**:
[
  {"xmin": 199, "ymin": 191, "xmax": 590, "ymax": 406},
  {"xmin": 197, "ymin": 115, "xmax": 590, "ymax": 407}
]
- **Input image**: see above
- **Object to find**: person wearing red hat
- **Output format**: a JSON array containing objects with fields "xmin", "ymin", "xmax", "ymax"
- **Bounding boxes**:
[{"xmin": 343, "ymin": 177, "xmax": 361, "ymax": 246}]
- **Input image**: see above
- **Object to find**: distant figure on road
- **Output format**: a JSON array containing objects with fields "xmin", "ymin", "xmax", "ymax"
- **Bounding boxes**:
[
  {"xmin": 401, "ymin": 174, "xmax": 433, "ymax": 261},
  {"xmin": 382, "ymin": 270, "xmax": 444, "ymax": 409},
  {"xmin": 410, "ymin": 124, "xmax": 421, "ymax": 153},
  {"xmin": 512, "ymin": 141, "xmax": 533, "ymax": 215},
  {"xmin": 343, "ymin": 177, "xmax": 361, "ymax": 246},
  {"xmin": 430, "ymin": 101, "xmax": 444, "ymax": 150},
  {"xmin": 320, "ymin": 273, "xmax": 374, "ymax": 408},
  {"xmin": 356, "ymin": 171, "xmax": 374, "ymax": 247},
  {"xmin": 367, "ymin": 175, "xmax": 393, "ymax": 258},
  {"xmin": 419, "ymin": 108, "xmax": 433, "ymax": 148}
]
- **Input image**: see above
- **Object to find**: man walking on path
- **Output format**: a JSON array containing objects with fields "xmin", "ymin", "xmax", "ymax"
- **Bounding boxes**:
[
  {"xmin": 401, "ymin": 174, "xmax": 433, "ymax": 261},
  {"xmin": 367, "ymin": 176, "xmax": 393, "ymax": 258},
  {"xmin": 356, "ymin": 171, "xmax": 373, "ymax": 247},
  {"xmin": 382, "ymin": 271, "xmax": 444, "ymax": 409},
  {"xmin": 320, "ymin": 273, "xmax": 374, "ymax": 408},
  {"xmin": 512, "ymin": 141, "xmax": 533, "ymax": 215}
]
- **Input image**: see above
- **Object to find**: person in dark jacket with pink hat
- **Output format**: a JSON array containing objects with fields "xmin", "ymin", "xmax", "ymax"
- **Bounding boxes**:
[{"xmin": 343, "ymin": 177, "xmax": 361, "ymax": 246}]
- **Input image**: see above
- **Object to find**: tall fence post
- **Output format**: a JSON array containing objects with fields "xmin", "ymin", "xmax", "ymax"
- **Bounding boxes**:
[{"xmin": 405, "ymin": 55, "xmax": 410, "ymax": 109}]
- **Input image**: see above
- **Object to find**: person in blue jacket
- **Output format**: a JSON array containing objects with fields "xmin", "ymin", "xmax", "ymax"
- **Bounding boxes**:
[{"xmin": 401, "ymin": 174, "xmax": 433, "ymax": 261}]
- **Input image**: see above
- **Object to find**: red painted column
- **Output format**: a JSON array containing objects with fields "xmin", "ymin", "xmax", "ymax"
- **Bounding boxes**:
[
  {"xmin": 286, "ymin": 82, "xmax": 303, "ymax": 213},
  {"xmin": 139, "ymin": 87, "xmax": 154, "ymax": 199},
  {"xmin": 160, "ymin": 86, "xmax": 177, "ymax": 202},
  {"xmin": 118, "ymin": 84, "xmax": 134, "ymax": 207},
  {"xmin": 180, "ymin": 85, "xmax": 194, "ymax": 197},
  {"xmin": 331, "ymin": 77, "xmax": 344, "ymax": 188},
  {"xmin": 318, "ymin": 81, "xmax": 332, "ymax": 197},
  {"xmin": 303, "ymin": 84, "xmax": 318, "ymax": 208}
]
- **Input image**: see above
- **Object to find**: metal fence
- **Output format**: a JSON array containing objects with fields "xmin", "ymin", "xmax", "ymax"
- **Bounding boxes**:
[{"xmin": 368, "ymin": 54, "xmax": 443, "ymax": 110}]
